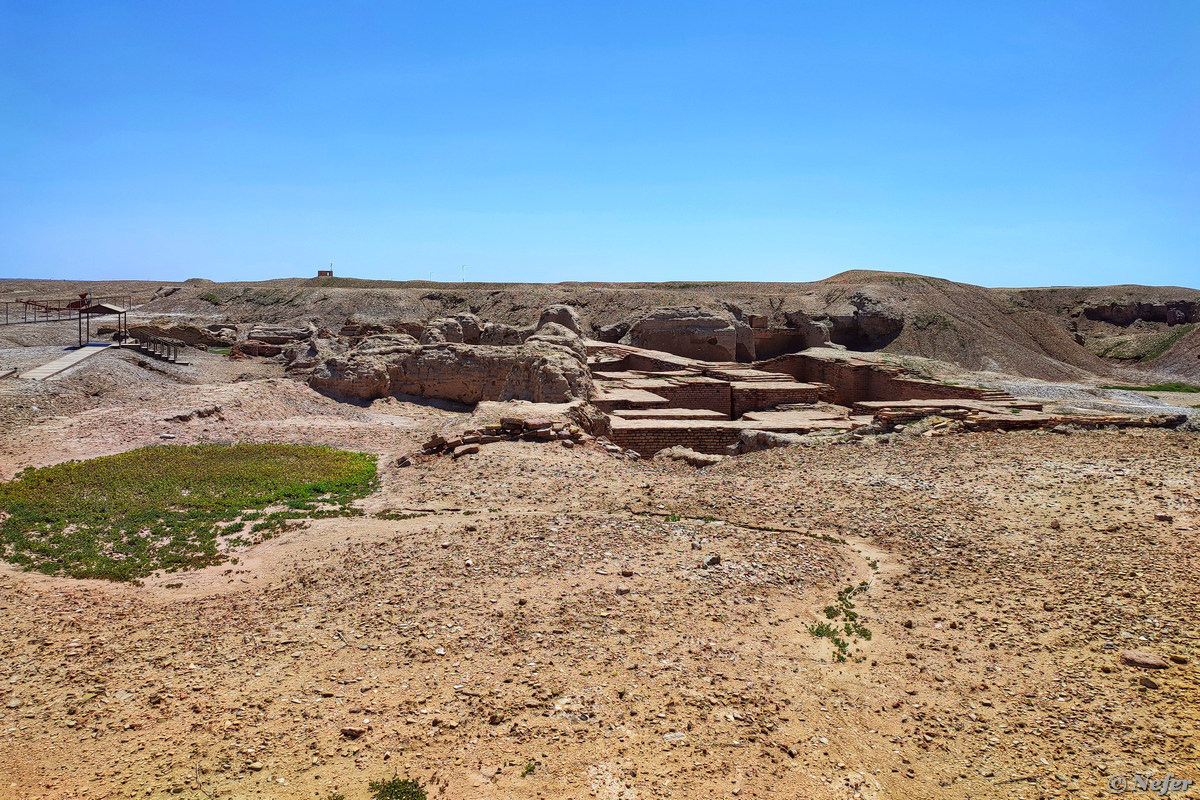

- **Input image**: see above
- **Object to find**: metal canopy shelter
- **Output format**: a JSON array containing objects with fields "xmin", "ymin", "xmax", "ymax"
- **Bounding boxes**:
[
  {"xmin": 2, "ymin": 293, "xmax": 135, "ymax": 326},
  {"xmin": 77, "ymin": 300, "xmax": 129, "ymax": 347}
]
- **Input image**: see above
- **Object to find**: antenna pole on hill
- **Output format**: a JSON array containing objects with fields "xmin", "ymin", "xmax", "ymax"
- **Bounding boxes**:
[{"xmin": 462, "ymin": 264, "xmax": 466, "ymax": 282}]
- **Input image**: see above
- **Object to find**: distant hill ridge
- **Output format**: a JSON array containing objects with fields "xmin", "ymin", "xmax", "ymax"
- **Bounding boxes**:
[{"xmin": 3, "ymin": 272, "xmax": 1197, "ymax": 382}]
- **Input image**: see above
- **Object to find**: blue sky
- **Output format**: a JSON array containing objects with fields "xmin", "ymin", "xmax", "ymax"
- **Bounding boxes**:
[{"xmin": 2, "ymin": 1, "xmax": 1197, "ymax": 287}]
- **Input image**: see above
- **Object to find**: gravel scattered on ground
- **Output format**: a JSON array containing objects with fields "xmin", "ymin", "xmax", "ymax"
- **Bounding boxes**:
[{"xmin": 0, "ymin": 321, "xmax": 1197, "ymax": 800}]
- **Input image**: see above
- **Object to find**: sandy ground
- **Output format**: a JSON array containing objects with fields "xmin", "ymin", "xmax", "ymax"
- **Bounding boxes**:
[{"xmin": 0, "ymin": 344, "xmax": 1197, "ymax": 800}]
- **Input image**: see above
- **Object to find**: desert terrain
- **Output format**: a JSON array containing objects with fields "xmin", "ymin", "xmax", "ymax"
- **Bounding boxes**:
[{"xmin": 0, "ymin": 273, "xmax": 1197, "ymax": 800}]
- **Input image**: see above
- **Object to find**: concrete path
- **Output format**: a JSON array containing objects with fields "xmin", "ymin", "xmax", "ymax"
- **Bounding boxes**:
[{"xmin": 19, "ymin": 344, "xmax": 113, "ymax": 380}]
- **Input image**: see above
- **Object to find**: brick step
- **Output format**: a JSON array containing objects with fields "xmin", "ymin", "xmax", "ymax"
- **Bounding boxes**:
[
  {"xmin": 611, "ymin": 408, "xmax": 729, "ymax": 421},
  {"xmin": 609, "ymin": 415, "xmax": 861, "ymax": 456}
]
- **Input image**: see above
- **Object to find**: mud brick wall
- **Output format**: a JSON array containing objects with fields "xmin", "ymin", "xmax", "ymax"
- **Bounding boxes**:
[
  {"xmin": 884, "ymin": 378, "xmax": 995, "ymax": 402},
  {"xmin": 648, "ymin": 379, "xmax": 732, "ymax": 414},
  {"xmin": 752, "ymin": 329, "xmax": 826, "ymax": 360},
  {"xmin": 731, "ymin": 384, "xmax": 820, "ymax": 417},
  {"xmin": 757, "ymin": 354, "xmax": 993, "ymax": 406},
  {"xmin": 594, "ymin": 396, "xmax": 637, "ymax": 413},
  {"xmin": 624, "ymin": 352, "xmax": 698, "ymax": 372},
  {"xmin": 755, "ymin": 355, "xmax": 871, "ymax": 405},
  {"xmin": 589, "ymin": 355, "xmax": 632, "ymax": 372},
  {"xmin": 610, "ymin": 425, "xmax": 740, "ymax": 456}
]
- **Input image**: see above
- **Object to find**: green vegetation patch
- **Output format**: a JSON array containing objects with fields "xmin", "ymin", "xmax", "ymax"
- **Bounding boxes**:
[
  {"xmin": 1100, "ymin": 382, "xmax": 1200, "ymax": 393},
  {"xmin": 375, "ymin": 509, "xmax": 428, "ymax": 521},
  {"xmin": 368, "ymin": 778, "xmax": 428, "ymax": 800},
  {"xmin": 811, "ymin": 581, "xmax": 872, "ymax": 662},
  {"xmin": 1089, "ymin": 323, "xmax": 1195, "ymax": 362},
  {"xmin": 0, "ymin": 444, "xmax": 377, "ymax": 582},
  {"xmin": 236, "ymin": 287, "xmax": 304, "ymax": 307},
  {"xmin": 913, "ymin": 313, "xmax": 952, "ymax": 331},
  {"xmin": 1140, "ymin": 324, "xmax": 1195, "ymax": 361}
]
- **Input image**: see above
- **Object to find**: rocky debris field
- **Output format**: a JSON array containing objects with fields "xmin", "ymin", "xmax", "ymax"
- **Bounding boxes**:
[
  {"xmin": 0, "ymin": 342, "xmax": 1196, "ymax": 800},
  {"xmin": 0, "ymin": 310, "xmax": 1198, "ymax": 799}
]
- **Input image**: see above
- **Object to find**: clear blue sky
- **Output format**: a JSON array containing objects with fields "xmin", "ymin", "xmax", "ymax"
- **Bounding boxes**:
[{"xmin": 3, "ymin": 1, "xmax": 1197, "ymax": 287}]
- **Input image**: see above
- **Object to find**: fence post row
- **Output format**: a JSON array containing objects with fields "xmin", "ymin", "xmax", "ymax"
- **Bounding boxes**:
[{"xmin": 0, "ymin": 295, "xmax": 139, "ymax": 327}]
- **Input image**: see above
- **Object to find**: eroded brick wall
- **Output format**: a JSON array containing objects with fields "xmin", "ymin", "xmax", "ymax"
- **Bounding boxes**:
[
  {"xmin": 624, "ymin": 352, "xmax": 702, "ymax": 372},
  {"xmin": 885, "ymin": 378, "xmax": 995, "ymax": 402},
  {"xmin": 756, "ymin": 355, "xmax": 871, "ymax": 405},
  {"xmin": 757, "ymin": 353, "xmax": 995, "ymax": 406},
  {"xmin": 731, "ymin": 384, "xmax": 820, "ymax": 417},
  {"xmin": 752, "ymin": 329, "xmax": 825, "ymax": 360},
  {"xmin": 610, "ymin": 425, "xmax": 740, "ymax": 456},
  {"xmin": 648, "ymin": 380, "xmax": 731, "ymax": 414}
]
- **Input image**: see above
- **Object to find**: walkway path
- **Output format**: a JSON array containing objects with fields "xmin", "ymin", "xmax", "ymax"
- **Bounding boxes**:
[{"xmin": 19, "ymin": 343, "xmax": 114, "ymax": 380}]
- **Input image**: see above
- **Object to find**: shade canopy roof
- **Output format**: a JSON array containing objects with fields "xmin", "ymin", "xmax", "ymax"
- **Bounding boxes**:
[{"xmin": 78, "ymin": 302, "xmax": 127, "ymax": 315}]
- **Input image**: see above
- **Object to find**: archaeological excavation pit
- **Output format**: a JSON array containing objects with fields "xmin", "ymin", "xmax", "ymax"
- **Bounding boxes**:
[{"xmin": 586, "ymin": 341, "xmax": 1166, "ymax": 456}]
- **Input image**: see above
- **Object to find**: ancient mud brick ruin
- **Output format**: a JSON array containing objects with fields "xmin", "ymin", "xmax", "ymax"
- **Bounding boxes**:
[
  {"xmin": 285, "ymin": 302, "xmax": 1190, "ymax": 459},
  {"xmin": 756, "ymin": 352, "xmax": 1014, "ymax": 406},
  {"xmin": 583, "ymin": 340, "xmax": 1170, "ymax": 455},
  {"xmin": 591, "ymin": 342, "xmax": 963, "ymax": 454}
]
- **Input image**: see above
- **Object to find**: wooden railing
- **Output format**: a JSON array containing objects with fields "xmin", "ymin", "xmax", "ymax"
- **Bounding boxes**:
[
  {"xmin": 1, "ymin": 295, "xmax": 135, "ymax": 325},
  {"xmin": 128, "ymin": 332, "xmax": 181, "ymax": 363}
]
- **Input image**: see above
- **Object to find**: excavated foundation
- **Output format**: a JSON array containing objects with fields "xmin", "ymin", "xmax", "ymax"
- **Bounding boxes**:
[{"xmin": 587, "ymin": 342, "xmax": 1178, "ymax": 456}]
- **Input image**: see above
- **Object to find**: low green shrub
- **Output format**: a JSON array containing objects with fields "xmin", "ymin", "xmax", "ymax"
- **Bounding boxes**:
[
  {"xmin": 1100, "ymin": 382, "xmax": 1199, "ymax": 393},
  {"xmin": 369, "ymin": 777, "xmax": 428, "ymax": 800},
  {"xmin": 0, "ymin": 443, "xmax": 376, "ymax": 581}
]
